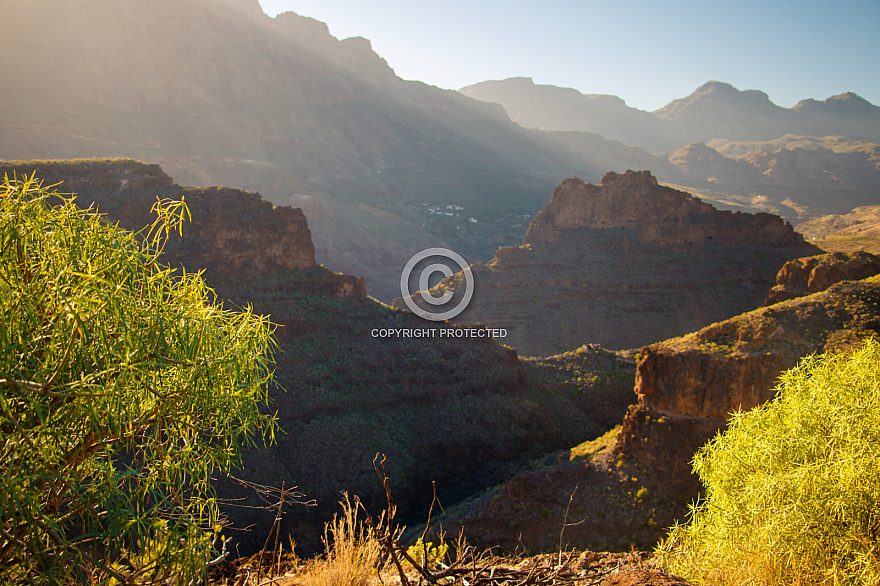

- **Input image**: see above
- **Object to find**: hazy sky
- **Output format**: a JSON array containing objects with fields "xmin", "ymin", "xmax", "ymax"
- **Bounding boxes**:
[{"xmin": 257, "ymin": 0, "xmax": 879, "ymax": 112}]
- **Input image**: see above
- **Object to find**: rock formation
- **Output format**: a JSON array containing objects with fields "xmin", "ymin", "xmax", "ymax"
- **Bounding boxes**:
[
  {"xmin": 523, "ymin": 171, "xmax": 805, "ymax": 247},
  {"xmin": 765, "ymin": 251, "xmax": 880, "ymax": 305},
  {"xmin": 427, "ymin": 171, "xmax": 819, "ymax": 356},
  {"xmin": 0, "ymin": 159, "xmax": 361, "ymax": 297},
  {"xmin": 616, "ymin": 274, "xmax": 880, "ymax": 496}
]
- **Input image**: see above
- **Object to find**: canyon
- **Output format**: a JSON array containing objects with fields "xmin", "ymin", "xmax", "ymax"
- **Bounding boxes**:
[
  {"xmin": 436, "ymin": 258, "xmax": 880, "ymax": 553},
  {"xmin": 7, "ymin": 158, "xmax": 880, "ymax": 561},
  {"xmin": 0, "ymin": 158, "xmax": 637, "ymax": 556},
  {"xmin": 416, "ymin": 171, "xmax": 819, "ymax": 355}
]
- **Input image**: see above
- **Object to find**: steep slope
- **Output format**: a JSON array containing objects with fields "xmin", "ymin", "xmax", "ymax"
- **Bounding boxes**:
[
  {"xmin": 0, "ymin": 0, "xmax": 669, "ymax": 300},
  {"xmin": 2, "ymin": 159, "xmax": 638, "ymax": 556},
  {"xmin": 411, "ymin": 171, "xmax": 819, "ymax": 356},
  {"xmin": 436, "ymin": 274, "xmax": 880, "ymax": 554}
]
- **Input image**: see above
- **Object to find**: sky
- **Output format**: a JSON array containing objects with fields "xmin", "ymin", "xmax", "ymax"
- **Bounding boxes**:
[{"xmin": 256, "ymin": 0, "xmax": 880, "ymax": 112}]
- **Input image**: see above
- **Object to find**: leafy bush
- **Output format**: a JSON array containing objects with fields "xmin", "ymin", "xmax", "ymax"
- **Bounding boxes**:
[
  {"xmin": 0, "ymin": 176, "xmax": 277, "ymax": 584},
  {"xmin": 657, "ymin": 339, "xmax": 880, "ymax": 585}
]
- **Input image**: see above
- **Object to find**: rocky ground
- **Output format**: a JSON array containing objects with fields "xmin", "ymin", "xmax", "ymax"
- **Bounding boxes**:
[{"xmin": 208, "ymin": 549, "xmax": 691, "ymax": 586}]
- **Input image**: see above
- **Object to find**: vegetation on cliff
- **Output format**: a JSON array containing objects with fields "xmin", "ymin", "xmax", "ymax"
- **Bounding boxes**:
[
  {"xmin": 0, "ymin": 177, "xmax": 276, "ymax": 583},
  {"xmin": 657, "ymin": 340, "xmax": 880, "ymax": 585}
]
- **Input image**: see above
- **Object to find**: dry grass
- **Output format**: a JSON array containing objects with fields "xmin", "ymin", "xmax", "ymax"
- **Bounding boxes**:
[
  {"xmin": 259, "ymin": 495, "xmax": 385, "ymax": 586},
  {"xmin": 301, "ymin": 495, "xmax": 385, "ymax": 586}
]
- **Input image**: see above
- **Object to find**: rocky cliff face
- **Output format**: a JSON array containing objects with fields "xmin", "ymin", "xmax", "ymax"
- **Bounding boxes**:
[
  {"xmin": 616, "ymin": 275, "xmax": 880, "ymax": 495},
  {"xmin": 765, "ymin": 251, "xmax": 880, "ymax": 305},
  {"xmin": 1, "ymin": 159, "xmax": 323, "ymax": 281},
  {"xmin": 432, "ymin": 171, "xmax": 819, "ymax": 356},
  {"xmin": 524, "ymin": 171, "xmax": 804, "ymax": 248}
]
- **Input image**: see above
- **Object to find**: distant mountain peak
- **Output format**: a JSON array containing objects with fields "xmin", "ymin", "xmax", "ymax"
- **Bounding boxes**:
[
  {"xmin": 832, "ymin": 91, "xmax": 865, "ymax": 102},
  {"xmin": 652, "ymin": 81, "xmax": 794, "ymax": 140},
  {"xmin": 695, "ymin": 80, "xmax": 737, "ymax": 93},
  {"xmin": 826, "ymin": 92, "xmax": 876, "ymax": 110},
  {"xmin": 684, "ymin": 81, "xmax": 771, "ymax": 103},
  {"xmin": 792, "ymin": 91, "xmax": 878, "ymax": 116}
]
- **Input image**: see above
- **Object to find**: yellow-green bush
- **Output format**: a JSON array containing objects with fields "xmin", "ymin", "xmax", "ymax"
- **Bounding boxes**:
[
  {"xmin": 0, "ymin": 176, "xmax": 277, "ymax": 584},
  {"xmin": 657, "ymin": 339, "xmax": 880, "ymax": 585}
]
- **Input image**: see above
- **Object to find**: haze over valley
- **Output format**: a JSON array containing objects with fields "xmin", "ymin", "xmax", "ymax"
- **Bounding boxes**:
[
  {"xmin": 3, "ymin": 0, "xmax": 880, "ymax": 580},
  {"xmin": 3, "ymin": 0, "xmax": 879, "ymax": 301}
]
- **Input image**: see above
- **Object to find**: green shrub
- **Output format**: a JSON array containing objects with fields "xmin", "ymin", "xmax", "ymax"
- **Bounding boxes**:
[
  {"xmin": 0, "ymin": 176, "xmax": 277, "ymax": 584},
  {"xmin": 657, "ymin": 339, "xmax": 880, "ymax": 585}
]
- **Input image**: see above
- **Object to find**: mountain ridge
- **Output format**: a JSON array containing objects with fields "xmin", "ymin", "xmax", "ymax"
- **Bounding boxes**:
[
  {"xmin": 3, "ymin": 0, "xmax": 877, "ymax": 300},
  {"xmin": 463, "ymin": 77, "xmax": 880, "ymax": 149}
]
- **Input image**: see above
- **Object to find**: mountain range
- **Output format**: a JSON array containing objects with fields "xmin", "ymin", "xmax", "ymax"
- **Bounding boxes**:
[
  {"xmin": 461, "ymin": 77, "xmax": 880, "ymax": 151},
  {"xmin": 2, "ymin": 0, "xmax": 878, "ymax": 299},
  {"xmin": 0, "ymin": 0, "xmax": 661, "ymax": 299}
]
